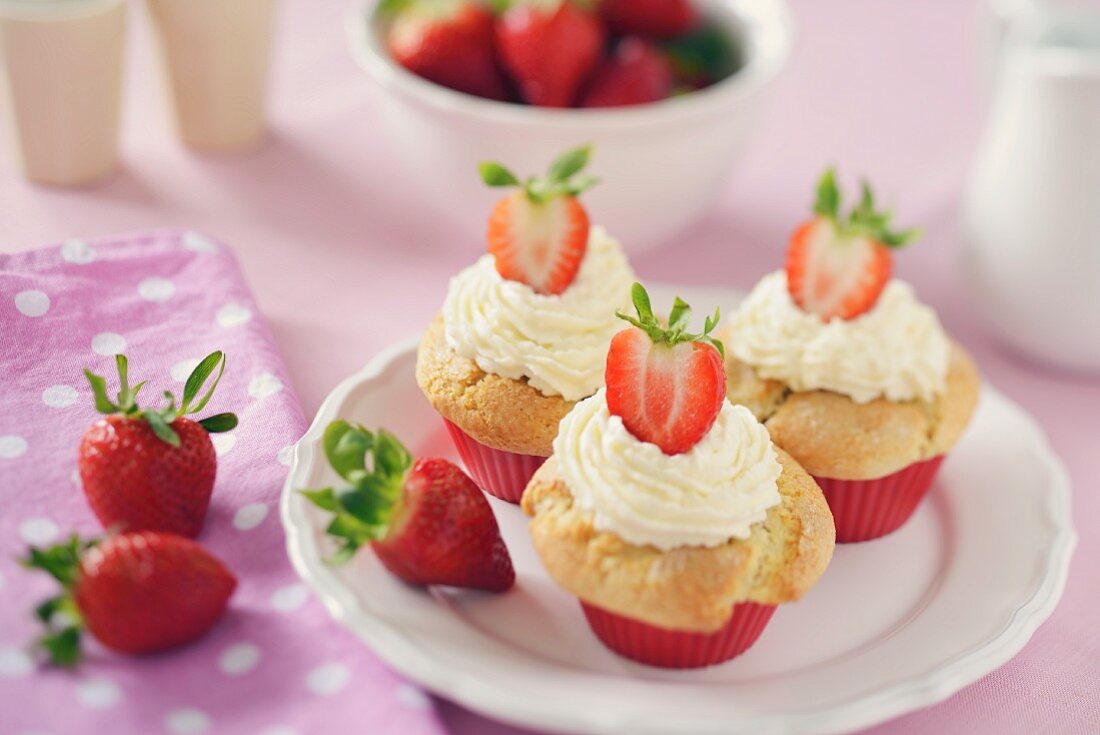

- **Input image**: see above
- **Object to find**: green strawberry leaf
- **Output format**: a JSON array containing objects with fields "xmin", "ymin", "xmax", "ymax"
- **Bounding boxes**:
[
  {"xmin": 181, "ymin": 351, "xmax": 226, "ymax": 414},
  {"xmin": 39, "ymin": 626, "xmax": 82, "ymax": 667},
  {"xmin": 616, "ymin": 282, "xmax": 725, "ymax": 357},
  {"xmin": 83, "ymin": 369, "xmax": 120, "ymax": 414},
  {"xmin": 301, "ymin": 422, "xmax": 414, "ymax": 564},
  {"xmin": 198, "ymin": 413, "xmax": 238, "ymax": 433},
  {"xmin": 546, "ymin": 145, "xmax": 591, "ymax": 184},
  {"xmin": 479, "ymin": 162, "xmax": 521, "ymax": 188},
  {"xmin": 663, "ymin": 24, "xmax": 740, "ymax": 85},
  {"xmin": 813, "ymin": 169, "xmax": 921, "ymax": 249},
  {"xmin": 143, "ymin": 409, "xmax": 180, "ymax": 447}
]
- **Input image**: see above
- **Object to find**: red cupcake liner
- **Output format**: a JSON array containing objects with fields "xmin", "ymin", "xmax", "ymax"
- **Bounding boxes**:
[
  {"xmin": 442, "ymin": 419, "xmax": 547, "ymax": 504},
  {"xmin": 814, "ymin": 455, "xmax": 946, "ymax": 543},
  {"xmin": 580, "ymin": 601, "xmax": 777, "ymax": 669}
]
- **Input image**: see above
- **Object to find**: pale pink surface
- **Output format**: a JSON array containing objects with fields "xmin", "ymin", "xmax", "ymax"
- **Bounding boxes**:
[{"xmin": 0, "ymin": 0, "xmax": 1095, "ymax": 733}]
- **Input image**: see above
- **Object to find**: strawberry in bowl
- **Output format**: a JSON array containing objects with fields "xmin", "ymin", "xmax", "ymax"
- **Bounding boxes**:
[
  {"xmin": 78, "ymin": 351, "xmax": 238, "ymax": 538},
  {"xmin": 301, "ymin": 421, "xmax": 515, "ymax": 592}
]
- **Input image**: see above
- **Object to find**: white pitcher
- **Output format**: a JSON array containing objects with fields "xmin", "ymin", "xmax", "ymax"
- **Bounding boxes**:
[{"xmin": 963, "ymin": 0, "xmax": 1100, "ymax": 372}]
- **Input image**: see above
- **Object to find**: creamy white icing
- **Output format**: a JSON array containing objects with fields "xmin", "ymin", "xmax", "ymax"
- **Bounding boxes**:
[
  {"xmin": 553, "ymin": 390, "xmax": 782, "ymax": 551},
  {"xmin": 442, "ymin": 226, "xmax": 635, "ymax": 401},
  {"xmin": 727, "ymin": 270, "xmax": 950, "ymax": 404}
]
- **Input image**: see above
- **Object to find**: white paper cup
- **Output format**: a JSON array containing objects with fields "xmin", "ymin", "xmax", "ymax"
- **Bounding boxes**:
[
  {"xmin": 0, "ymin": 0, "xmax": 125, "ymax": 186},
  {"xmin": 146, "ymin": 0, "xmax": 276, "ymax": 152}
]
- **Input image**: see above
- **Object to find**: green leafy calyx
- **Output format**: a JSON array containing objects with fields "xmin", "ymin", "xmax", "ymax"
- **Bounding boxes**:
[
  {"xmin": 20, "ymin": 535, "xmax": 99, "ymax": 667},
  {"xmin": 84, "ymin": 352, "xmax": 239, "ymax": 447},
  {"xmin": 616, "ymin": 283, "xmax": 725, "ymax": 358},
  {"xmin": 479, "ymin": 145, "xmax": 598, "ymax": 205},
  {"xmin": 300, "ymin": 421, "xmax": 414, "ymax": 565},
  {"xmin": 813, "ymin": 168, "xmax": 921, "ymax": 248}
]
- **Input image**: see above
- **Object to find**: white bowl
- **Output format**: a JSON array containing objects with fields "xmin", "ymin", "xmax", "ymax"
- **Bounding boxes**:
[{"xmin": 346, "ymin": 0, "xmax": 793, "ymax": 253}]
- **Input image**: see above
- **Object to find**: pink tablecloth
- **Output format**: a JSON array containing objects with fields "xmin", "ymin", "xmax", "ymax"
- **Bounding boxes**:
[
  {"xmin": 0, "ymin": 0, "xmax": 1096, "ymax": 733},
  {"xmin": 0, "ymin": 233, "xmax": 445, "ymax": 735}
]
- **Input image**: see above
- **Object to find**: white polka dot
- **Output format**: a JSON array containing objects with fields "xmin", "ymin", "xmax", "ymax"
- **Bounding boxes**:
[
  {"xmin": 61, "ymin": 239, "xmax": 96, "ymax": 264},
  {"xmin": 0, "ymin": 570, "xmax": 5, "ymax": 590},
  {"xmin": 51, "ymin": 609, "xmax": 79, "ymax": 629},
  {"xmin": 259, "ymin": 728, "xmax": 298, "ymax": 735},
  {"xmin": 0, "ymin": 436, "xmax": 28, "ymax": 459},
  {"xmin": 395, "ymin": 683, "xmax": 432, "ymax": 709},
  {"xmin": 170, "ymin": 358, "xmax": 201, "ymax": 382},
  {"xmin": 249, "ymin": 373, "xmax": 283, "ymax": 399},
  {"xmin": 277, "ymin": 445, "xmax": 295, "ymax": 467},
  {"xmin": 137, "ymin": 277, "xmax": 175, "ymax": 302},
  {"xmin": 41, "ymin": 385, "xmax": 78, "ymax": 408},
  {"xmin": 0, "ymin": 646, "xmax": 33, "ymax": 677},
  {"xmin": 183, "ymin": 232, "xmax": 218, "ymax": 253},
  {"xmin": 218, "ymin": 643, "xmax": 261, "ymax": 676},
  {"xmin": 19, "ymin": 517, "xmax": 59, "ymax": 545},
  {"xmin": 211, "ymin": 434, "xmax": 236, "ymax": 456},
  {"xmin": 75, "ymin": 676, "xmax": 121, "ymax": 709},
  {"xmin": 14, "ymin": 290, "xmax": 50, "ymax": 317},
  {"xmin": 71, "ymin": 469, "xmax": 82, "ymax": 486},
  {"xmin": 216, "ymin": 303, "xmax": 252, "ymax": 328},
  {"xmin": 270, "ymin": 583, "xmax": 309, "ymax": 613},
  {"xmin": 91, "ymin": 332, "xmax": 126, "ymax": 356},
  {"xmin": 305, "ymin": 662, "xmax": 350, "ymax": 696},
  {"xmin": 165, "ymin": 708, "xmax": 211, "ymax": 735},
  {"xmin": 233, "ymin": 503, "xmax": 268, "ymax": 531}
]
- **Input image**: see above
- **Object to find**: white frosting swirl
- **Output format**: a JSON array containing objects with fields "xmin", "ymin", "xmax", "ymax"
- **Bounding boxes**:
[
  {"xmin": 554, "ymin": 390, "xmax": 782, "ymax": 551},
  {"xmin": 442, "ymin": 226, "xmax": 634, "ymax": 401},
  {"xmin": 728, "ymin": 270, "xmax": 950, "ymax": 404}
]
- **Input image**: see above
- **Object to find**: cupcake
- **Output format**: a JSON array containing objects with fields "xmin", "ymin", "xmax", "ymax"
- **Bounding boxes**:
[
  {"xmin": 724, "ymin": 170, "xmax": 980, "ymax": 542},
  {"xmin": 522, "ymin": 285, "xmax": 835, "ymax": 668},
  {"xmin": 416, "ymin": 146, "xmax": 635, "ymax": 503}
]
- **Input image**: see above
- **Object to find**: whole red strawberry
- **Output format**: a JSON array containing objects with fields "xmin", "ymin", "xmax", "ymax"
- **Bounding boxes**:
[
  {"xmin": 606, "ymin": 284, "xmax": 726, "ymax": 455},
  {"xmin": 599, "ymin": 0, "xmax": 698, "ymax": 39},
  {"xmin": 302, "ymin": 422, "xmax": 514, "ymax": 592},
  {"xmin": 495, "ymin": 0, "xmax": 604, "ymax": 107},
  {"xmin": 786, "ymin": 170, "xmax": 920, "ymax": 321},
  {"xmin": 78, "ymin": 352, "xmax": 238, "ymax": 538},
  {"xmin": 479, "ymin": 145, "xmax": 597, "ymax": 295},
  {"xmin": 22, "ymin": 532, "xmax": 237, "ymax": 664},
  {"xmin": 385, "ymin": 0, "xmax": 507, "ymax": 100},
  {"xmin": 581, "ymin": 37, "xmax": 673, "ymax": 108}
]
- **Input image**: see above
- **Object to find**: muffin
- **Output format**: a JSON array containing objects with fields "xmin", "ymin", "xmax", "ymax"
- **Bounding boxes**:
[
  {"xmin": 523, "ymin": 285, "xmax": 835, "ymax": 668},
  {"xmin": 416, "ymin": 146, "xmax": 634, "ymax": 503},
  {"xmin": 723, "ymin": 170, "xmax": 980, "ymax": 542}
]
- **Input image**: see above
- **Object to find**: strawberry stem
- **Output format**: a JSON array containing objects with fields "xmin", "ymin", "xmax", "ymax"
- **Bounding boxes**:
[
  {"xmin": 616, "ymin": 282, "xmax": 724, "ymax": 358},
  {"xmin": 812, "ymin": 168, "xmax": 921, "ymax": 248},
  {"xmin": 300, "ymin": 421, "xmax": 414, "ymax": 564},
  {"xmin": 21, "ymin": 535, "xmax": 98, "ymax": 667},
  {"xmin": 479, "ymin": 144, "xmax": 599, "ymax": 205},
  {"xmin": 83, "ymin": 351, "xmax": 239, "ymax": 446}
]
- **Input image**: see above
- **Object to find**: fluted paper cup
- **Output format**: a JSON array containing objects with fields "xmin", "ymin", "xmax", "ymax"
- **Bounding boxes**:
[
  {"xmin": 442, "ymin": 419, "xmax": 546, "ymax": 504},
  {"xmin": 580, "ymin": 601, "xmax": 777, "ymax": 669},
  {"xmin": 814, "ymin": 455, "xmax": 946, "ymax": 543}
]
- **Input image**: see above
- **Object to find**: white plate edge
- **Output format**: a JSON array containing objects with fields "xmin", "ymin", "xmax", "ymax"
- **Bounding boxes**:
[{"xmin": 280, "ymin": 336, "xmax": 1077, "ymax": 735}]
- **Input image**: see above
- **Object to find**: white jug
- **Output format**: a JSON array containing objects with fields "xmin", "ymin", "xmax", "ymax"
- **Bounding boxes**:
[{"xmin": 963, "ymin": 0, "xmax": 1100, "ymax": 372}]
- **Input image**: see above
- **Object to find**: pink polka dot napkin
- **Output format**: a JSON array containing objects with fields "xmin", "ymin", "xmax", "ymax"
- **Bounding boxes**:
[{"xmin": 0, "ymin": 232, "xmax": 446, "ymax": 735}]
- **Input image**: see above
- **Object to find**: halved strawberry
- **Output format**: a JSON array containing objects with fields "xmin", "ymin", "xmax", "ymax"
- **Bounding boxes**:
[
  {"xmin": 786, "ymin": 169, "xmax": 920, "ymax": 321},
  {"xmin": 302, "ymin": 422, "xmax": 514, "ymax": 592},
  {"xmin": 479, "ymin": 145, "xmax": 597, "ymax": 295},
  {"xmin": 605, "ymin": 284, "xmax": 726, "ymax": 455}
]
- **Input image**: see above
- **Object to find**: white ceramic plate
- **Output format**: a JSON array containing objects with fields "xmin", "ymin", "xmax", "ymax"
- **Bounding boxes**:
[{"xmin": 281, "ymin": 286, "xmax": 1075, "ymax": 735}]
